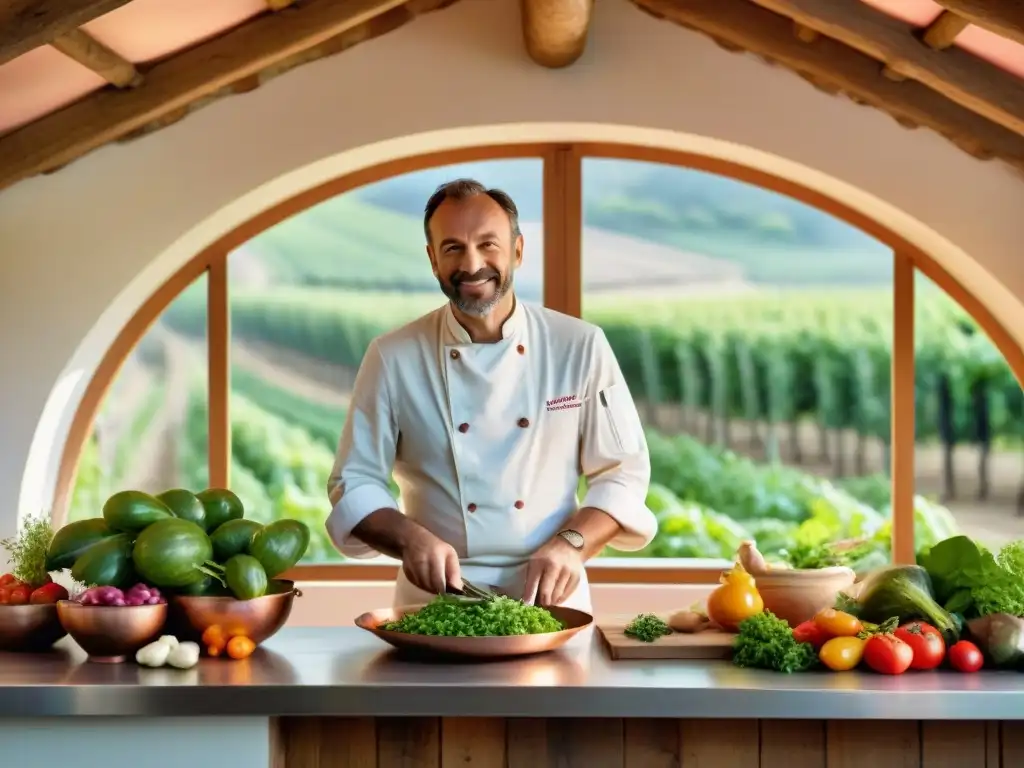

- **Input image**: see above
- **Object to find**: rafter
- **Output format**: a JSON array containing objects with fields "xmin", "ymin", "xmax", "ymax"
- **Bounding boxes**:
[
  {"xmin": 934, "ymin": 0, "xmax": 1024, "ymax": 47},
  {"xmin": 51, "ymin": 28, "xmax": 142, "ymax": 88},
  {"xmin": 629, "ymin": 0, "xmax": 1024, "ymax": 169},
  {"xmin": 0, "ymin": 0, "xmax": 133, "ymax": 65},
  {"xmin": 521, "ymin": 0, "xmax": 594, "ymax": 68},
  {"xmin": 0, "ymin": 0, "xmax": 433, "ymax": 191},
  {"xmin": 744, "ymin": 0, "xmax": 1024, "ymax": 138}
]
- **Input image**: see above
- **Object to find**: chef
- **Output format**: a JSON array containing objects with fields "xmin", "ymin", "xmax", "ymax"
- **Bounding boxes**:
[{"xmin": 325, "ymin": 178, "xmax": 657, "ymax": 612}]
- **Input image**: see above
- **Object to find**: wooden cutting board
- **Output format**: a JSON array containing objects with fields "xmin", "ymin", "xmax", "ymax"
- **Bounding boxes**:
[{"xmin": 597, "ymin": 620, "xmax": 737, "ymax": 660}]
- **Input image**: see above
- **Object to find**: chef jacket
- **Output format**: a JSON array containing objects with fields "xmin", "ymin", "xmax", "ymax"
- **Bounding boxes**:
[{"xmin": 326, "ymin": 299, "xmax": 657, "ymax": 611}]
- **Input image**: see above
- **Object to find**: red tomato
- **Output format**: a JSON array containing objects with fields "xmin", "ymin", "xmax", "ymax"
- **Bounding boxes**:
[
  {"xmin": 948, "ymin": 641, "xmax": 984, "ymax": 673},
  {"xmin": 894, "ymin": 621, "xmax": 945, "ymax": 670},
  {"xmin": 6, "ymin": 585, "xmax": 31, "ymax": 605},
  {"xmin": 863, "ymin": 634, "xmax": 914, "ymax": 675},
  {"xmin": 0, "ymin": 574, "xmax": 17, "ymax": 587},
  {"xmin": 793, "ymin": 619, "xmax": 831, "ymax": 650},
  {"xmin": 0, "ymin": 587, "xmax": 9, "ymax": 605},
  {"xmin": 29, "ymin": 582, "xmax": 69, "ymax": 605}
]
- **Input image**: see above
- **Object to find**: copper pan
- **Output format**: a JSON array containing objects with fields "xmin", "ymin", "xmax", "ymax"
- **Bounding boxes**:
[{"xmin": 355, "ymin": 604, "xmax": 593, "ymax": 660}]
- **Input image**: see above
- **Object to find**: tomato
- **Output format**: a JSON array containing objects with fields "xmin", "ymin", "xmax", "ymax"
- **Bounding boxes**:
[
  {"xmin": 894, "ymin": 621, "xmax": 945, "ymax": 670},
  {"xmin": 819, "ymin": 636, "xmax": 866, "ymax": 671},
  {"xmin": 813, "ymin": 608, "xmax": 863, "ymax": 638},
  {"xmin": 29, "ymin": 582, "xmax": 69, "ymax": 605},
  {"xmin": 0, "ymin": 587, "xmax": 9, "ymax": 605},
  {"xmin": 226, "ymin": 635, "xmax": 256, "ymax": 660},
  {"xmin": 863, "ymin": 634, "xmax": 914, "ymax": 675},
  {"xmin": 0, "ymin": 573, "xmax": 17, "ymax": 587},
  {"xmin": 705, "ymin": 564, "xmax": 764, "ymax": 632},
  {"xmin": 948, "ymin": 640, "xmax": 984, "ymax": 673},
  {"xmin": 793, "ymin": 619, "xmax": 831, "ymax": 649},
  {"xmin": 6, "ymin": 585, "xmax": 31, "ymax": 606}
]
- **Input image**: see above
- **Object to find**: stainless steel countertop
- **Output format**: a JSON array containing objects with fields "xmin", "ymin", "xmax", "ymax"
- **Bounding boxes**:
[{"xmin": 2, "ymin": 627, "xmax": 1024, "ymax": 719}]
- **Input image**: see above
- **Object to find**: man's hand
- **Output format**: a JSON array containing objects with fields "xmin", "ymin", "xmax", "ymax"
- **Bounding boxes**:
[
  {"xmin": 401, "ymin": 528, "xmax": 463, "ymax": 595},
  {"xmin": 522, "ymin": 537, "xmax": 584, "ymax": 607}
]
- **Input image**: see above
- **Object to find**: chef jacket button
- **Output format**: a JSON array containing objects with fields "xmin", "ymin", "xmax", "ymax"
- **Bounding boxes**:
[
  {"xmin": 468, "ymin": 503, "xmax": 477, "ymax": 513},
  {"xmin": 517, "ymin": 417, "xmax": 530, "ymax": 428},
  {"xmin": 450, "ymin": 349, "xmax": 460, "ymax": 360},
  {"xmin": 514, "ymin": 500, "xmax": 525, "ymax": 509},
  {"xmin": 516, "ymin": 344, "xmax": 525, "ymax": 355},
  {"xmin": 458, "ymin": 422, "xmax": 470, "ymax": 433}
]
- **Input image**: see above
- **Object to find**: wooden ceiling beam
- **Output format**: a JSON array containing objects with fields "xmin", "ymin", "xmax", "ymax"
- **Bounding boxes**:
[
  {"xmin": 521, "ymin": 0, "xmax": 594, "ymax": 68},
  {"xmin": 0, "ymin": 0, "xmax": 421, "ymax": 191},
  {"xmin": 0, "ymin": 0, "xmax": 133, "ymax": 66},
  {"xmin": 629, "ymin": 0, "xmax": 1024, "ymax": 169},
  {"xmin": 745, "ymin": 0, "xmax": 1024, "ymax": 137},
  {"xmin": 934, "ymin": 0, "xmax": 1024, "ymax": 47},
  {"xmin": 880, "ymin": 10, "xmax": 967, "ymax": 80},
  {"xmin": 51, "ymin": 28, "xmax": 142, "ymax": 88}
]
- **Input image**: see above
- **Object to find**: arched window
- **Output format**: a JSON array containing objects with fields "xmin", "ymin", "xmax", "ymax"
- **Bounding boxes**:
[{"xmin": 55, "ymin": 143, "xmax": 1024, "ymax": 584}]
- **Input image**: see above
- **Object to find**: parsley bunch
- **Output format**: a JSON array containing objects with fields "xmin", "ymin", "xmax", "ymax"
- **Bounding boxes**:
[
  {"xmin": 624, "ymin": 613, "xmax": 673, "ymax": 643},
  {"xmin": 732, "ymin": 611, "xmax": 817, "ymax": 673},
  {"xmin": 382, "ymin": 595, "xmax": 565, "ymax": 637}
]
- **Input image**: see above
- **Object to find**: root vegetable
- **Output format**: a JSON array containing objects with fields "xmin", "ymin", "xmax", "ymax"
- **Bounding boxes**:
[
  {"xmin": 737, "ymin": 541, "xmax": 770, "ymax": 576},
  {"xmin": 158, "ymin": 635, "xmax": 179, "ymax": 647},
  {"xmin": 168, "ymin": 642, "xmax": 201, "ymax": 669},
  {"xmin": 668, "ymin": 610, "xmax": 711, "ymax": 633},
  {"xmin": 136, "ymin": 641, "xmax": 172, "ymax": 668}
]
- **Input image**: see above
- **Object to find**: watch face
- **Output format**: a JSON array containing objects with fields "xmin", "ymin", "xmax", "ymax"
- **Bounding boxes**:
[{"xmin": 560, "ymin": 530, "xmax": 584, "ymax": 549}]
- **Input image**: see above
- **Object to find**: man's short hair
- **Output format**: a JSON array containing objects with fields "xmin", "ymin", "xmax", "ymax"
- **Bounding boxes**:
[{"xmin": 423, "ymin": 178, "xmax": 522, "ymax": 242}]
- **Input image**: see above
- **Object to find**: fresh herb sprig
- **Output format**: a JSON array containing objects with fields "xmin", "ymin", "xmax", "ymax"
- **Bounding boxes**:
[
  {"xmin": 0, "ymin": 515, "xmax": 54, "ymax": 588},
  {"xmin": 624, "ymin": 613, "xmax": 673, "ymax": 643},
  {"xmin": 732, "ymin": 611, "xmax": 817, "ymax": 673}
]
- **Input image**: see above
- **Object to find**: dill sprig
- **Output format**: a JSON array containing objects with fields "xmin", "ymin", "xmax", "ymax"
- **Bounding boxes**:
[{"xmin": 1, "ymin": 515, "xmax": 54, "ymax": 588}]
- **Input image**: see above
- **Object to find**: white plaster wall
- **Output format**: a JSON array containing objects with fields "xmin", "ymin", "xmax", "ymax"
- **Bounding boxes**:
[{"xmin": 2, "ymin": 0, "xmax": 1024, "ymax": 549}]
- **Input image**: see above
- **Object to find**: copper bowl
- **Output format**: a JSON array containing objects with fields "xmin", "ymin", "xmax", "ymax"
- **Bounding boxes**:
[
  {"xmin": 56, "ymin": 600, "xmax": 168, "ymax": 663},
  {"xmin": 168, "ymin": 580, "xmax": 301, "ymax": 646},
  {"xmin": 0, "ymin": 604, "xmax": 68, "ymax": 652},
  {"xmin": 356, "ymin": 604, "xmax": 594, "ymax": 660}
]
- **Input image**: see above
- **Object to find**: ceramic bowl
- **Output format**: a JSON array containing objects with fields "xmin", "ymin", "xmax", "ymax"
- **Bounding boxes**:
[{"xmin": 754, "ymin": 566, "xmax": 857, "ymax": 627}]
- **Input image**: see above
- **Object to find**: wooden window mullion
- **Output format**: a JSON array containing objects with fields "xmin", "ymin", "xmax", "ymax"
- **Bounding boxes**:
[
  {"xmin": 542, "ymin": 144, "xmax": 583, "ymax": 317},
  {"xmin": 207, "ymin": 259, "xmax": 231, "ymax": 488},
  {"xmin": 891, "ymin": 251, "xmax": 916, "ymax": 563}
]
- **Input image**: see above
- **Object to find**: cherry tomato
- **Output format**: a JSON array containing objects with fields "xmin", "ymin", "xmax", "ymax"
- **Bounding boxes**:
[
  {"xmin": 0, "ymin": 573, "xmax": 17, "ymax": 587},
  {"xmin": 813, "ymin": 608, "xmax": 863, "ymax": 638},
  {"xmin": 948, "ymin": 640, "xmax": 984, "ymax": 673},
  {"xmin": 863, "ymin": 634, "xmax": 913, "ymax": 675},
  {"xmin": 793, "ymin": 619, "xmax": 831, "ymax": 650},
  {"xmin": 894, "ymin": 621, "xmax": 945, "ymax": 670},
  {"xmin": 29, "ymin": 582, "xmax": 69, "ymax": 605},
  {"xmin": 819, "ymin": 636, "xmax": 866, "ymax": 671},
  {"xmin": 6, "ymin": 585, "xmax": 31, "ymax": 605},
  {"xmin": 0, "ymin": 587, "xmax": 9, "ymax": 605}
]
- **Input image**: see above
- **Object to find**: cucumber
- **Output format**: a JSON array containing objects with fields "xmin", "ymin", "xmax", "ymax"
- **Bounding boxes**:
[
  {"xmin": 132, "ymin": 518, "xmax": 213, "ymax": 588},
  {"xmin": 103, "ymin": 490, "xmax": 173, "ymax": 533},
  {"xmin": 46, "ymin": 518, "xmax": 118, "ymax": 571},
  {"xmin": 224, "ymin": 554, "xmax": 268, "ymax": 600},
  {"xmin": 157, "ymin": 489, "xmax": 207, "ymax": 529},
  {"xmin": 196, "ymin": 488, "xmax": 244, "ymax": 531},
  {"xmin": 210, "ymin": 519, "xmax": 263, "ymax": 562},
  {"xmin": 247, "ymin": 519, "xmax": 311, "ymax": 577},
  {"xmin": 70, "ymin": 533, "xmax": 135, "ymax": 587}
]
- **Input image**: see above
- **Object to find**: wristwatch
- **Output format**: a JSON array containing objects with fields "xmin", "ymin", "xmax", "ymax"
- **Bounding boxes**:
[{"xmin": 557, "ymin": 529, "xmax": 585, "ymax": 551}]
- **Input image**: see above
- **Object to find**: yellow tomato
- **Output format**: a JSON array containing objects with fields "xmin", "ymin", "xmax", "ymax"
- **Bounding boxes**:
[
  {"xmin": 706, "ymin": 563, "xmax": 764, "ymax": 632},
  {"xmin": 813, "ymin": 608, "xmax": 863, "ymax": 638},
  {"xmin": 819, "ymin": 636, "xmax": 866, "ymax": 671}
]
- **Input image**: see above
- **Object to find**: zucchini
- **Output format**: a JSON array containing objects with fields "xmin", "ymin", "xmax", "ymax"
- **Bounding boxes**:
[
  {"xmin": 132, "ymin": 518, "xmax": 214, "ymax": 588},
  {"xmin": 46, "ymin": 518, "xmax": 118, "ymax": 571},
  {"xmin": 210, "ymin": 519, "xmax": 263, "ymax": 562},
  {"xmin": 248, "ymin": 519, "xmax": 310, "ymax": 577},
  {"xmin": 224, "ymin": 554, "xmax": 268, "ymax": 600},
  {"xmin": 70, "ymin": 533, "xmax": 135, "ymax": 587},
  {"xmin": 157, "ymin": 489, "xmax": 207, "ymax": 529},
  {"xmin": 196, "ymin": 488, "xmax": 244, "ymax": 531},
  {"xmin": 103, "ymin": 490, "xmax": 173, "ymax": 533}
]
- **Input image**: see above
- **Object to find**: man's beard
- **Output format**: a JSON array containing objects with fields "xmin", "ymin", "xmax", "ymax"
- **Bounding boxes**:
[{"xmin": 439, "ymin": 269, "xmax": 514, "ymax": 317}]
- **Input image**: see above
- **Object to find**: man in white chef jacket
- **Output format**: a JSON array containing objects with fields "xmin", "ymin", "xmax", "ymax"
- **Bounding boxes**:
[{"xmin": 326, "ymin": 179, "xmax": 657, "ymax": 612}]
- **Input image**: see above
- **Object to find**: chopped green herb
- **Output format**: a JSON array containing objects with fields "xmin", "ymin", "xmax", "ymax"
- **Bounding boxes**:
[
  {"xmin": 624, "ymin": 613, "xmax": 672, "ymax": 643},
  {"xmin": 381, "ymin": 595, "xmax": 564, "ymax": 637},
  {"xmin": 732, "ymin": 611, "xmax": 817, "ymax": 673}
]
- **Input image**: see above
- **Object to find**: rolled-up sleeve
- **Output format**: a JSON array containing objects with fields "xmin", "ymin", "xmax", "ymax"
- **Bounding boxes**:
[
  {"xmin": 579, "ymin": 329, "xmax": 657, "ymax": 551},
  {"xmin": 325, "ymin": 340, "xmax": 400, "ymax": 558}
]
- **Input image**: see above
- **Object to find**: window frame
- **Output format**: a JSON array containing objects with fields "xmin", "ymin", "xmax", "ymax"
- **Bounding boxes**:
[{"xmin": 51, "ymin": 141, "xmax": 1024, "ymax": 584}]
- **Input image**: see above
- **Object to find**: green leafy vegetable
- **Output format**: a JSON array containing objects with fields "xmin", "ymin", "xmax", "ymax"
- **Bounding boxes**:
[
  {"xmin": 919, "ymin": 535, "xmax": 1024, "ymax": 619},
  {"xmin": 381, "ymin": 595, "xmax": 564, "ymax": 637},
  {"xmin": 624, "ymin": 614, "xmax": 673, "ymax": 643},
  {"xmin": 732, "ymin": 611, "xmax": 817, "ymax": 673}
]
